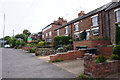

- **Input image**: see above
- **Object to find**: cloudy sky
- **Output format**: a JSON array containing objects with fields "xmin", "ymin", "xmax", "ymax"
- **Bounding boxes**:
[{"xmin": 0, "ymin": 0, "xmax": 111, "ymax": 38}]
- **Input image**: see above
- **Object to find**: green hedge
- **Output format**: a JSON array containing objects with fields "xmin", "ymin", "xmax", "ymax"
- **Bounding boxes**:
[{"xmin": 53, "ymin": 36, "xmax": 72, "ymax": 46}]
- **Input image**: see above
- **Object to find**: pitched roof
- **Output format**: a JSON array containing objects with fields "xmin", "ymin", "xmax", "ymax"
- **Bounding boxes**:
[
  {"xmin": 105, "ymin": 1, "xmax": 120, "ymax": 11},
  {"xmin": 55, "ymin": 2, "xmax": 115, "ymax": 31}
]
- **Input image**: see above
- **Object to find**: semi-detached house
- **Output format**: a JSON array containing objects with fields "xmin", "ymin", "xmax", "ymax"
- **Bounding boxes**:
[{"xmin": 54, "ymin": 0, "xmax": 120, "ymax": 45}]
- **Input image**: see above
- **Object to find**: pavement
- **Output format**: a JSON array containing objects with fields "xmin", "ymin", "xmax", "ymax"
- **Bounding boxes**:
[
  {"xmin": 52, "ymin": 59, "xmax": 84, "ymax": 75},
  {"xmin": 2, "ymin": 48, "xmax": 75, "ymax": 78}
]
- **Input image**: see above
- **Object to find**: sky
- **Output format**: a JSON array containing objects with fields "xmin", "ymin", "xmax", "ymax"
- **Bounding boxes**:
[{"xmin": 0, "ymin": 0, "xmax": 111, "ymax": 38}]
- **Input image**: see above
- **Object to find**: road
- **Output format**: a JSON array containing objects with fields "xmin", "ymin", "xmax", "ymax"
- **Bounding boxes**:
[{"xmin": 2, "ymin": 48, "xmax": 75, "ymax": 78}]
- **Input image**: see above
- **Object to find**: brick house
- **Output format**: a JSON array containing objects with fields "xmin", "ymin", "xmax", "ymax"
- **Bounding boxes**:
[
  {"xmin": 54, "ymin": 0, "xmax": 120, "ymax": 45},
  {"xmin": 42, "ymin": 17, "xmax": 67, "ymax": 44},
  {"xmin": 29, "ymin": 32, "xmax": 42, "ymax": 41}
]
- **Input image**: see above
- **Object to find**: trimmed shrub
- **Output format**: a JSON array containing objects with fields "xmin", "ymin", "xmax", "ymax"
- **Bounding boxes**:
[
  {"xmin": 110, "ymin": 54, "xmax": 120, "ymax": 60},
  {"xmin": 53, "ymin": 36, "xmax": 72, "ymax": 46},
  {"xmin": 113, "ymin": 45, "xmax": 120, "ymax": 56},
  {"xmin": 35, "ymin": 52, "xmax": 39, "ymax": 56},
  {"xmin": 29, "ymin": 48, "xmax": 35, "ymax": 53},
  {"xmin": 95, "ymin": 55, "xmax": 107, "ymax": 63}
]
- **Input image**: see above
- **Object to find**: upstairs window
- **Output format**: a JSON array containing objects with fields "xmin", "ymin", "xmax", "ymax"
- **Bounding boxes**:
[
  {"xmin": 42, "ymin": 35, "xmax": 44, "ymax": 38},
  {"xmin": 65, "ymin": 26, "xmax": 68, "ymax": 34},
  {"xmin": 92, "ymin": 16, "xmax": 98, "ymax": 26},
  {"xmin": 74, "ymin": 23, "xmax": 79, "ymax": 31},
  {"xmin": 49, "ymin": 31, "xmax": 52, "ymax": 36},
  {"xmin": 46, "ymin": 33, "xmax": 48, "ymax": 37},
  {"xmin": 116, "ymin": 10, "xmax": 120, "ymax": 22},
  {"xmin": 57, "ymin": 30, "xmax": 59, "ymax": 36}
]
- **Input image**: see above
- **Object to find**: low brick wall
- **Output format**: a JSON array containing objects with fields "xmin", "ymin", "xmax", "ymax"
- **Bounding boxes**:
[
  {"xmin": 84, "ymin": 53, "xmax": 120, "ymax": 78},
  {"xmin": 50, "ymin": 50, "xmax": 85, "ymax": 63},
  {"xmin": 73, "ymin": 40, "xmax": 110, "ymax": 50},
  {"xmin": 97, "ymin": 47, "xmax": 113, "ymax": 56},
  {"xmin": 22, "ymin": 46, "xmax": 30, "ymax": 51}
]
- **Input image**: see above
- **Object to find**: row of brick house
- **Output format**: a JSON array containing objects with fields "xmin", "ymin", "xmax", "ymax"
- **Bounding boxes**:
[
  {"xmin": 41, "ymin": 0, "xmax": 120, "ymax": 46},
  {"xmin": 42, "ymin": 17, "xmax": 67, "ymax": 43}
]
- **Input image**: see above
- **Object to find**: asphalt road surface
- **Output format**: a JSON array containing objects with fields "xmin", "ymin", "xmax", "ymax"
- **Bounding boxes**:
[{"xmin": 2, "ymin": 48, "xmax": 75, "ymax": 78}]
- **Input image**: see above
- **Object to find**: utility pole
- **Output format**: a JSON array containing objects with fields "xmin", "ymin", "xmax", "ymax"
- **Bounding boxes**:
[
  {"xmin": 13, "ymin": 29, "xmax": 14, "ymax": 38},
  {"xmin": 3, "ymin": 13, "xmax": 5, "ymax": 47}
]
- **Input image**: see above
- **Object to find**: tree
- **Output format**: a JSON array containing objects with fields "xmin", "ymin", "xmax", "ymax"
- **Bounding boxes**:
[
  {"xmin": 115, "ymin": 23, "xmax": 120, "ymax": 45},
  {"xmin": 23, "ymin": 29, "xmax": 31, "ymax": 36},
  {"xmin": 4, "ymin": 36, "xmax": 11, "ymax": 44},
  {"xmin": 15, "ymin": 39, "xmax": 24, "ymax": 47}
]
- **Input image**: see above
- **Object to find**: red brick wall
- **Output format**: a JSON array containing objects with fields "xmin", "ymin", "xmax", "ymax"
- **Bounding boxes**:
[
  {"xmin": 73, "ymin": 40, "xmax": 110, "ymax": 50},
  {"xmin": 105, "ymin": 6, "xmax": 120, "ymax": 44},
  {"xmin": 50, "ymin": 50, "xmax": 85, "ymax": 63},
  {"xmin": 55, "ymin": 12, "xmax": 105, "ymax": 40},
  {"xmin": 22, "ymin": 46, "xmax": 30, "ymax": 51},
  {"xmin": 97, "ymin": 47, "xmax": 113, "ymax": 56},
  {"xmin": 84, "ymin": 53, "xmax": 120, "ymax": 78}
]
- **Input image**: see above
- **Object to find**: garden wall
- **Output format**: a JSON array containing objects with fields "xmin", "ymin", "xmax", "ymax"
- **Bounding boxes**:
[
  {"xmin": 50, "ymin": 50, "xmax": 85, "ymax": 63},
  {"xmin": 73, "ymin": 40, "xmax": 110, "ymax": 50},
  {"xmin": 22, "ymin": 46, "xmax": 30, "ymax": 51},
  {"xmin": 84, "ymin": 53, "xmax": 120, "ymax": 78},
  {"xmin": 97, "ymin": 47, "xmax": 113, "ymax": 56}
]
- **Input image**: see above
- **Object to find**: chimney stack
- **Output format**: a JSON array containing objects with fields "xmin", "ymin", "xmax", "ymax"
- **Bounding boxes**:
[{"xmin": 78, "ymin": 11, "xmax": 85, "ymax": 17}]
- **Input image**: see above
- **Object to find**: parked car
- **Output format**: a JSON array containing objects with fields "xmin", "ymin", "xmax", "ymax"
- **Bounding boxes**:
[{"xmin": 4, "ymin": 44, "xmax": 10, "ymax": 48}]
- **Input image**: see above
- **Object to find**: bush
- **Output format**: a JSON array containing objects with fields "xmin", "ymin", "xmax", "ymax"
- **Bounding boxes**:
[
  {"xmin": 35, "ymin": 52, "xmax": 39, "ymax": 56},
  {"xmin": 95, "ymin": 55, "xmax": 107, "ymax": 63},
  {"xmin": 29, "ymin": 48, "xmax": 35, "ymax": 53},
  {"xmin": 110, "ymin": 54, "xmax": 120, "ymax": 60},
  {"xmin": 53, "ymin": 36, "xmax": 72, "ymax": 46},
  {"xmin": 52, "ymin": 59, "xmax": 63, "ymax": 63},
  {"xmin": 113, "ymin": 45, "xmax": 120, "ymax": 56}
]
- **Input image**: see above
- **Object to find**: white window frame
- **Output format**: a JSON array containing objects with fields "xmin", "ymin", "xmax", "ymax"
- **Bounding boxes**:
[
  {"xmin": 49, "ymin": 31, "xmax": 52, "ymax": 36},
  {"xmin": 46, "ymin": 33, "xmax": 48, "ymax": 37},
  {"xmin": 65, "ymin": 26, "xmax": 68, "ymax": 34},
  {"xmin": 42, "ymin": 35, "xmax": 44, "ymax": 38},
  {"xmin": 74, "ymin": 22, "xmax": 79, "ymax": 31},
  {"xmin": 115, "ymin": 10, "xmax": 120, "ymax": 23},
  {"xmin": 91, "ymin": 27, "xmax": 99, "ymax": 36},
  {"xmin": 57, "ymin": 30, "xmax": 59, "ymax": 36},
  {"xmin": 91, "ymin": 14, "xmax": 98, "ymax": 27}
]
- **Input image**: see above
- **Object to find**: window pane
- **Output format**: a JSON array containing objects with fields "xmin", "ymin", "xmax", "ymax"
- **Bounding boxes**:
[
  {"xmin": 92, "ymin": 16, "xmax": 98, "ymax": 26},
  {"xmin": 75, "ymin": 23, "xmax": 78, "ymax": 31}
]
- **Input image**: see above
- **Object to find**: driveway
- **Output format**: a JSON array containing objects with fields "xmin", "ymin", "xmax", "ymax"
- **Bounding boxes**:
[{"xmin": 2, "ymin": 48, "xmax": 75, "ymax": 78}]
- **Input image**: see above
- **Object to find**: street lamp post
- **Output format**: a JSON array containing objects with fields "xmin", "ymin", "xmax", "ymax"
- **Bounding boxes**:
[{"xmin": 3, "ymin": 13, "xmax": 5, "ymax": 47}]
